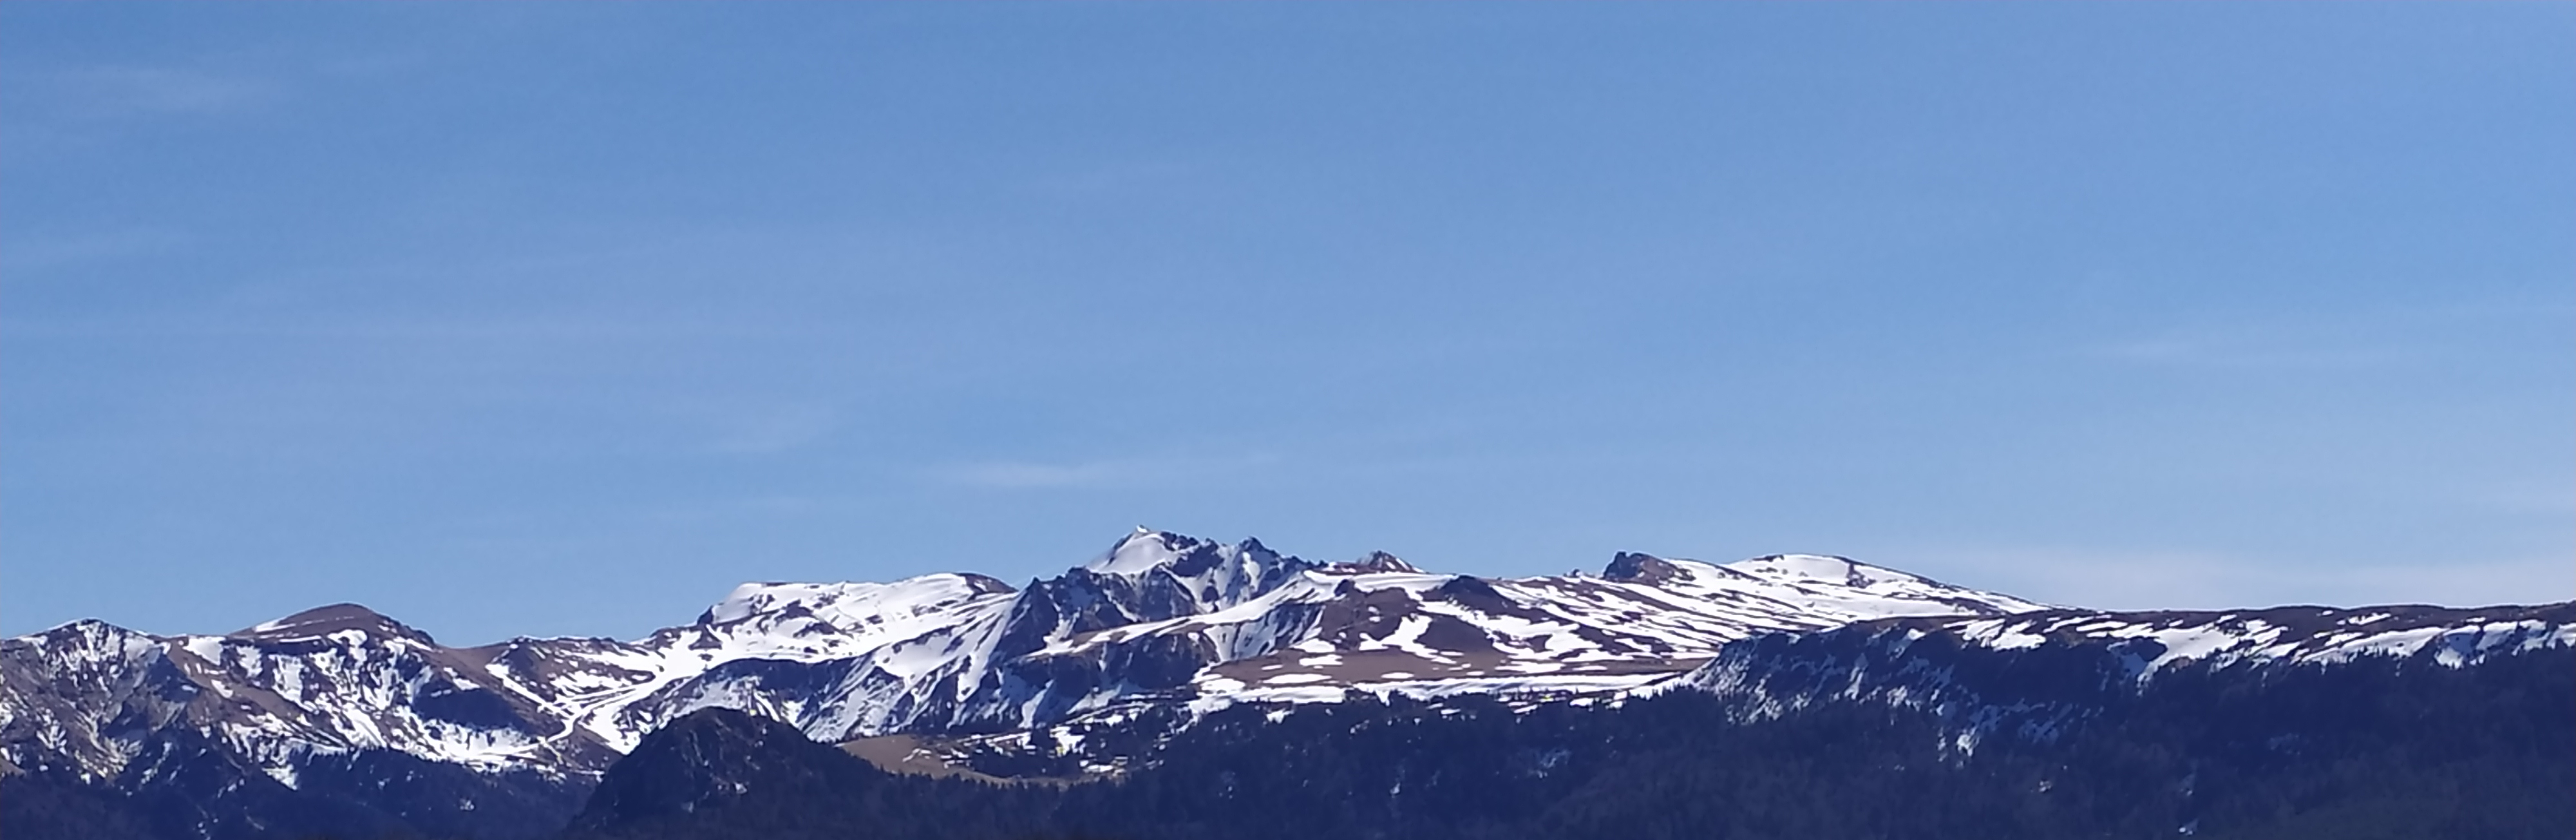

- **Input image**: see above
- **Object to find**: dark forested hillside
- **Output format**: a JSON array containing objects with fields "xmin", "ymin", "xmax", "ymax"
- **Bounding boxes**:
[
  {"xmin": 562, "ymin": 709, "xmax": 1057, "ymax": 840},
  {"xmin": 0, "ymin": 729, "xmax": 585, "ymax": 840},
  {"xmin": 12, "ymin": 647, "xmax": 2565, "ymax": 840},
  {"xmin": 1059, "ymin": 652, "xmax": 2572, "ymax": 839},
  {"xmin": 553, "ymin": 648, "xmax": 2573, "ymax": 840},
  {"xmin": 10, "ymin": 630, "xmax": 2565, "ymax": 840}
]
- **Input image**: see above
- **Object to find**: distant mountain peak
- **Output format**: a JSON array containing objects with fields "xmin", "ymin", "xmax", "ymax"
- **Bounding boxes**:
[
  {"xmin": 1602, "ymin": 551, "xmax": 1690, "ymax": 584},
  {"xmin": 1723, "ymin": 553, "xmax": 1896, "ymax": 587},
  {"xmin": 1074, "ymin": 528, "xmax": 1312, "ymax": 592},
  {"xmin": 1084, "ymin": 527, "xmax": 1210, "ymax": 575},
  {"xmin": 1321, "ymin": 551, "xmax": 1422, "ymax": 575},
  {"xmin": 1727, "ymin": 552, "xmax": 1858, "ymax": 575},
  {"xmin": 230, "ymin": 602, "xmax": 435, "ymax": 645},
  {"xmin": 696, "ymin": 573, "xmax": 1018, "ymax": 628}
]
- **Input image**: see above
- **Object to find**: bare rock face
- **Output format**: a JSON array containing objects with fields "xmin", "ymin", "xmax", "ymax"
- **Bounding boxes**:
[{"xmin": 1601, "ymin": 551, "xmax": 1687, "ymax": 584}]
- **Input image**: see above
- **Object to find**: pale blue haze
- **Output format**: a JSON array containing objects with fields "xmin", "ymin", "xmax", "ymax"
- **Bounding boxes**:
[{"xmin": 4, "ymin": 4, "xmax": 2570, "ymax": 644}]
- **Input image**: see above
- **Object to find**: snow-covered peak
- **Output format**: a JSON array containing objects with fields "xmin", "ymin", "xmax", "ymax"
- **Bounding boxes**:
[
  {"xmin": 1721, "ymin": 554, "xmax": 1899, "ymax": 586},
  {"xmin": 1084, "ymin": 528, "xmax": 1204, "ymax": 575},
  {"xmin": 1064, "ymin": 528, "xmax": 1316, "ymax": 614},
  {"xmin": 1710, "ymin": 554, "xmax": 2052, "ymax": 615},
  {"xmin": 14, "ymin": 618, "xmax": 160, "ymax": 661},
  {"xmin": 700, "ymin": 574, "xmax": 1015, "ymax": 628}
]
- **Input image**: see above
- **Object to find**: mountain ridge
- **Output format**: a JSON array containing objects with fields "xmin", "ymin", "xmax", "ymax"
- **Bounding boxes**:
[
  {"xmin": 0, "ymin": 528, "xmax": 2049, "ymax": 784},
  {"xmin": 6, "ymin": 527, "xmax": 2569, "ymax": 840}
]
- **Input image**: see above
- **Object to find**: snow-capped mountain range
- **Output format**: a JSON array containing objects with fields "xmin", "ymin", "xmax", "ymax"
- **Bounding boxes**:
[
  {"xmin": 1667, "ymin": 602, "xmax": 2576, "ymax": 751},
  {"xmin": 4, "ymin": 528, "xmax": 2566, "ymax": 793}
]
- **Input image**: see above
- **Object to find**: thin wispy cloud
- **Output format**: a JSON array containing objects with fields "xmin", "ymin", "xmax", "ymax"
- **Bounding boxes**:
[
  {"xmin": 0, "ymin": 314, "xmax": 805, "ymax": 342},
  {"xmin": 708, "ymin": 406, "xmax": 842, "ymax": 455},
  {"xmin": 2093, "ymin": 332, "xmax": 2418, "ymax": 371},
  {"xmin": 4, "ymin": 3, "xmax": 2564, "ymax": 645},
  {"xmin": 52, "ymin": 65, "xmax": 279, "ymax": 118},
  {"xmin": 0, "ymin": 228, "xmax": 192, "ymax": 274},
  {"xmin": 2089, "ymin": 300, "xmax": 2573, "ymax": 373},
  {"xmin": 1915, "ymin": 546, "xmax": 2573, "ymax": 611},
  {"xmin": 2481, "ymin": 486, "xmax": 2576, "ymax": 517},
  {"xmin": 1028, "ymin": 161, "xmax": 1204, "ymax": 196},
  {"xmin": 936, "ymin": 453, "xmax": 1280, "ymax": 490}
]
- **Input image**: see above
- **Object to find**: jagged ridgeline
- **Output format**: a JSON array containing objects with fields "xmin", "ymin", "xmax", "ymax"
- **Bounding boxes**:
[{"xmin": 5, "ymin": 528, "xmax": 2570, "ymax": 839}]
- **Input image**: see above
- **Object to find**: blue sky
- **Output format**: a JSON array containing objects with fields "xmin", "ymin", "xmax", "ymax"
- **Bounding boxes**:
[{"xmin": 5, "ymin": 4, "xmax": 2569, "ymax": 645}]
